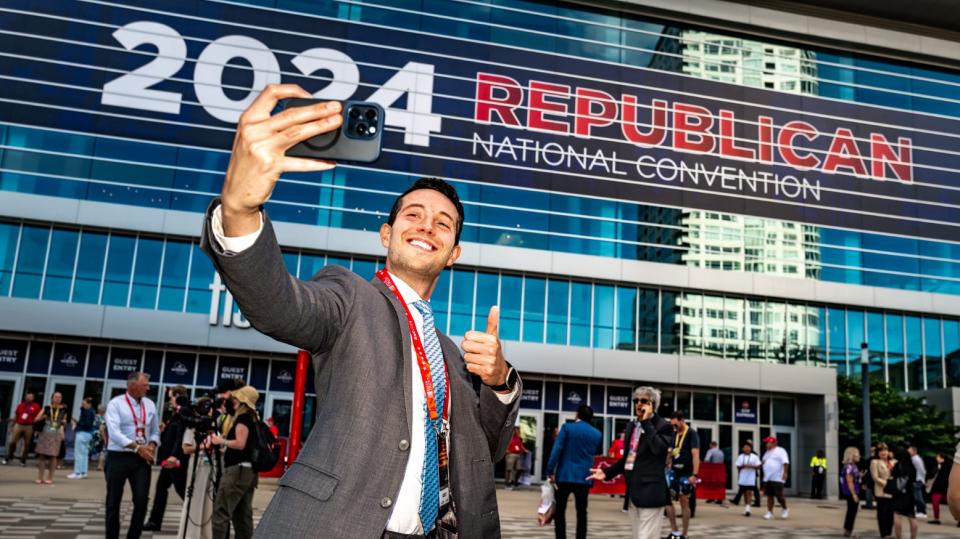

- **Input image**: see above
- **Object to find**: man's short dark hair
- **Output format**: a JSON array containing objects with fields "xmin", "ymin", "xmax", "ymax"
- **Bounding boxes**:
[
  {"xmin": 671, "ymin": 410, "xmax": 685, "ymax": 421},
  {"xmin": 387, "ymin": 177, "xmax": 465, "ymax": 245},
  {"xmin": 576, "ymin": 405, "xmax": 593, "ymax": 423}
]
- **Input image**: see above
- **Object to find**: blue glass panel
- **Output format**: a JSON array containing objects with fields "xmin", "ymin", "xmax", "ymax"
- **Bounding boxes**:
[
  {"xmin": 812, "ymin": 307, "xmax": 828, "ymax": 366},
  {"xmin": 143, "ymin": 350, "xmax": 163, "ymax": 382},
  {"xmin": 522, "ymin": 277, "xmax": 545, "ymax": 344},
  {"xmin": 827, "ymin": 308, "xmax": 846, "ymax": 375},
  {"xmin": 130, "ymin": 238, "xmax": 163, "ymax": 309},
  {"xmin": 545, "ymin": 381, "xmax": 561, "ymax": 411},
  {"xmin": 72, "ymin": 230, "xmax": 107, "ymax": 304},
  {"xmin": 0, "ymin": 223, "xmax": 18, "ymax": 296},
  {"xmin": 905, "ymin": 316, "xmax": 923, "ymax": 391},
  {"xmin": 41, "ymin": 228, "xmax": 78, "ymax": 302},
  {"xmin": 593, "ymin": 285, "xmax": 614, "ymax": 350},
  {"xmin": 431, "ymin": 269, "xmax": 451, "ymax": 334},
  {"xmin": 250, "ymin": 358, "xmax": 270, "ymax": 391},
  {"xmin": 26, "ymin": 340, "xmax": 52, "ymax": 375},
  {"xmin": 158, "ymin": 240, "xmax": 190, "ymax": 312},
  {"xmin": 638, "ymin": 289, "xmax": 658, "ymax": 353},
  {"xmin": 945, "ymin": 320, "xmax": 960, "ymax": 387},
  {"xmin": 866, "ymin": 311, "xmax": 885, "ymax": 384},
  {"xmin": 847, "ymin": 311, "xmax": 865, "ymax": 378},
  {"xmin": 89, "ymin": 137, "xmax": 176, "ymax": 208},
  {"xmin": 298, "ymin": 253, "xmax": 326, "ymax": 280},
  {"xmin": 924, "ymin": 318, "xmax": 944, "ymax": 389},
  {"xmin": 2, "ymin": 126, "xmax": 92, "ymax": 199},
  {"xmin": 569, "ymin": 281, "xmax": 592, "ymax": 347},
  {"xmin": 195, "ymin": 354, "xmax": 217, "ymax": 387},
  {"xmin": 546, "ymin": 279, "xmax": 568, "ymax": 345},
  {"xmin": 887, "ymin": 314, "xmax": 906, "ymax": 391},
  {"xmin": 499, "ymin": 274, "xmax": 522, "ymax": 341},
  {"xmin": 102, "ymin": 234, "xmax": 135, "ymax": 307},
  {"xmin": 661, "ymin": 291, "xmax": 680, "ymax": 355},
  {"xmin": 449, "ymin": 269, "xmax": 475, "ymax": 337},
  {"xmin": 616, "ymin": 286, "xmax": 637, "ymax": 351},
  {"xmin": 281, "ymin": 252, "xmax": 299, "ymax": 276},
  {"xmin": 352, "ymin": 259, "xmax": 375, "ymax": 281},
  {"xmin": 11, "ymin": 225, "xmax": 48, "ymax": 299},
  {"xmin": 87, "ymin": 346, "xmax": 108, "ymax": 379},
  {"xmin": 474, "ymin": 272, "xmax": 499, "ymax": 334},
  {"xmin": 186, "ymin": 244, "xmax": 214, "ymax": 314}
]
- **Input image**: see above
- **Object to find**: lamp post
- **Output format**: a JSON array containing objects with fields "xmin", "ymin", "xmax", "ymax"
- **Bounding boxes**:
[{"xmin": 861, "ymin": 342, "xmax": 873, "ymax": 509}]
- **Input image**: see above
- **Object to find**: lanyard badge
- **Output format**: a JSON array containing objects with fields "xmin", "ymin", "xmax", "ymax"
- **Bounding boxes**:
[
  {"xmin": 624, "ymin": 421, "xmax": 642, "ymax": 471},
  {"xmin": 125, "ymin": 394, "xmax": 147, "ymax": 445}
]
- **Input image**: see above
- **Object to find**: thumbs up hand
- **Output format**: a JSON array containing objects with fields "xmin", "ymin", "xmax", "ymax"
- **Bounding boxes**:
[{"xmin": 462, "ymin": 306, "xmax": 509, "ymax": 390}]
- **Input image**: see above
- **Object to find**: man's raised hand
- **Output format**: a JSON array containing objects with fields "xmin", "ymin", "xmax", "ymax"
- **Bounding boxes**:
[
  {"xmin": 462, "ymin": 306, "xmax": 509, "ymax": 390},
  {"xmin": 220, "ymin": 84, "xmax": 343, "ymax": 236}
]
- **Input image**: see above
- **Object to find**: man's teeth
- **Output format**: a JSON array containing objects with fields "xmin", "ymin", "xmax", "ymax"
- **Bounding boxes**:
[{"xmin": 410, "ymin": 239, "xmax": 433, "ymax": 251}]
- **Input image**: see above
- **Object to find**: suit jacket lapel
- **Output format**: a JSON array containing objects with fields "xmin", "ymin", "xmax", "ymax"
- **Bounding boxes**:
[{"xmin": 372, "ymin": 278, "xmax": 413, "ymax": 439}]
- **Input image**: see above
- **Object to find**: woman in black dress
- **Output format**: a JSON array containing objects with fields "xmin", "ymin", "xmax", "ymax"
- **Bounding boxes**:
[{"xmin": 891, "ymin": 448, "xmax": 918, "ymax": 539}]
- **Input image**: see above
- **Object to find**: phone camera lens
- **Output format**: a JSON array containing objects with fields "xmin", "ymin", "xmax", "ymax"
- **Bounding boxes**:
[
  {"xmin": 349, "ymin": 108, "xmax": 361, "ymax": 119},
  {"xmin": 365, "ymin": 109, "xmax": 377, "ymax": 120},
  {"xmin": 356, "ymin": 123, "xmax": 368, "ymax": 135}
]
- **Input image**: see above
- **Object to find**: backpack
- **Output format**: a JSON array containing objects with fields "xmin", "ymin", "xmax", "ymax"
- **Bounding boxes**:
[{"xmin": 248, "ymin": 414, "xmax": 280, "ymax": 472}]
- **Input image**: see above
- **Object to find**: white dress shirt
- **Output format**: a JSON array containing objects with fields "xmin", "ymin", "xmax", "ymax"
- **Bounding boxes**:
[
  {"xmin": 105, "ymin": 392, "xmax": 160, "ymax": 452},
  {"xmin": 212, "ymin": 206, "xmax": 519, "ymax": 533}
]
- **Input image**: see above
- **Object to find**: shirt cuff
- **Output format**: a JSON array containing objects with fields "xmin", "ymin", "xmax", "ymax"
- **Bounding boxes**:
[
  {"xmin": 211, "ymin": 205, "xmax": 264, "ymax": 254},
  {"xmin": 495, "ymin": 383, "xmax": 521, "ymax": 404}
]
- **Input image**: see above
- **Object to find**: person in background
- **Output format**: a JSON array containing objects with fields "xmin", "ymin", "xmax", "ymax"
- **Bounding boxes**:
[
  {"xmin": 266, "ymin": 417, "xmax": 279, "ymax": 438},
  {"xmin": 730, "ymin": 439, "xmax": 762, "ymax": 508},
  {"xmin": 608, "ymin": 431, "xmax": 629, "ymax": 512},
  {"xmin": 863, "ymin": 444, "xmax": 877, "ymax": 510},
  {"xmin": 840, "ymin": 447, "xmax": 862, "ymax": 538},
  {"xmin": 733, "ymin": 442, "xmax": 761, "ymax": 517},
  {"xmin": 871, "ymin": 442, "xmax": 895, "ymax": 538},
  {"xmin": 907, "ymin": 446, "xmax": 927, "ymax": 518},
  {"xmin": 505, "ymin": 426, "xmax": 528, "ymax": 489},
  {"xmin": 927, "ymin": 452, "xmax": 951, "ymax": 525},
  {"xmin": 761, "ymin": 436, "xmax": 790, "ymax": 520},
  {"xmin": 546, "ymin": 405, "xmax": 602, "ymax": 539},
  {"xmin": 702, "ymin": 441, "xmax": 724, "ymax": 505},
  {"xmin": 892, "ymin": 447, "xmax": 919, "ymax": 539},
  {"xmin": 35, "ymin": 391, "xmax": 69, "ymax": 485},
  {"xmin": 178, "ymin": 398, "xmax": 216, "ymax": 539},
  {"xmin": 948, "ymin": 442, "xmax": 960, "ymax": 525},
  {"xmin": 588, "ymin": 386, "xmax": 674, "ymax": 539},
  {"xmin": 665, "ymin": 410, "xmax": 700, "ymax": 538},
  {"xmin": 4, "ymin": 391, "xmax": 42, "ymax": 466},
  {"xmin": 810, "ymin": 449, "xmax": 828, "ymax": 499},
  {"xmin": 94, "ymin": 405, "xmax": 107, "ymax": 472},
  {"xmin": 209, "ymin": 385, "xmax": 261, "ymax": 539},
  {"xmin": 68, "ymin": 397, "xmax": 96, "ymax": 479},
  {"xmin": 143, "ymin": 386, "xmax": 190, "ymax": 532}
]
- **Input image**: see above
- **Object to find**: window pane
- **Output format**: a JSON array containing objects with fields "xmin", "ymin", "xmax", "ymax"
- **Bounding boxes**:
[
  {"xmin": 130, "ymin": 238, "xmax": 163, "ymax": 309},
  {"xmin": 102, "ymin": 234, "xmax": 135, "ymax": 306},
  {"xmin": 40, "ymin": 228, "xmax": 78, "ymax": 301},
  {"xmin": 747, "ymin": 300, "xmax": 765, "ymax": 360},
  {"xmin": 718, "ymin": 394, "xmax": 733, "ymax": 422},
  {"xmin": 0, "ymin": 223, "xmax": 18, "ymax": 295},
  {"xmin": 449, "ymin": 269, "xmax": 474, "ymax": 337},
  {"xmin": 474, "ymin": 272, "xmax": 499, "ymax": 333},
  {"xmin": 522, "ymin": 276, "xmax": 545, "ymax": 343},
  {"xmin": 887, "ymin": 314, "xmax": 905, "ymax": 391},
  {"xmin": 72, "ymin": 230, "xmax": 107, "ymax": 304},
  {"xmin": 703, "ymin": 295, "xmax": 724, "ymax": 358},
  {"xmin": 615, "ymin": 286, "xmax": 637, "ymax": 351},
  {"xmin": 693, "ymin": 393, "xmax": 716, "ymax": 421},
  {"xmin": 158, "ymin": 240, "xmax": 190, "ymax": 311},
  {"xmin": 811, "ymin": 307, "xmax": 827, "ymax": 366},
  {"xmin": 546, "ymin": 279, "xmax": 568, "ymax": 345},
  {"xmin": 593, "ymin": 284, "xmax": 614, "ymax": 349},
  {"xmin": 186, "ymin": 243, "xmax": 214, "ymax": 314},
  {"xmin": 772, "ymin": 398, "xmax": 795, "ymax": 426},
  {"xmin": 766, "ymin": 301, "xmax": 786, "ymax": 363},
  {"xmin": 637, "ymin": 289, "xmax": 657, "ymax": 353},
  {"xmin": 866, "ymin": 311, "xmax": 885, "ymax": 384},
  {"xmin": 12, "ymin": 225, "xmax": 49, "ymax": 299},
  {"xmin": 298, "ymin": 253, "xmax": 326, "ymax": 280},
  {"xmin": 661, "ymin": 291, "xmax": 680, "ymax": 354},
  {"xmin": 724, "ymin": 297, "xmax": 745, "ymax": 360},
  {"xmin": 682, "ymin": 293, "xmax": 703, "ymax": 357},
  {"xmin": 352, "ymin": 258, "xmax": 374, "ymax": 280},
  {"xmin": 945, "ymin": 320, "xmax": 960, "ymax": 387},
  {"xmin": 827, "ymin": 308, "xmax": 846, "ymax": 375},
  {"xmin": 569, "ymin": 282, "xmax": 592, "ymax": 347},
  {"xmin": 500, "ymin": 274, "xmax": 522, "ymax": 341},
  {"xmin": 847, "ymin": 310, "xmax": 865, "ymax": 379},
  {"xmin": 924, "ymin": 318, "xmax": 943, "ymax": 389},
  {"xmin": 431, "ymin": 268, "xmax": 451, "ymax": 334},
  {"xmin": 906, "ymin": 316, "xmax": 923, "ymax": 391}
]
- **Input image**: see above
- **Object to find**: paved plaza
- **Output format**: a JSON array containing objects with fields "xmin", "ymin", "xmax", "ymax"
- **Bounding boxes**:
[{"xmin": 1, "ymin": 465, "xmax": 960, "ymax": 538}]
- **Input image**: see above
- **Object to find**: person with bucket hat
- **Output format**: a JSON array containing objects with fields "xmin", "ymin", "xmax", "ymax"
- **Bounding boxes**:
[{"xmin": 209, "ymin": 385, "xmax": 260, "ymax": 539}]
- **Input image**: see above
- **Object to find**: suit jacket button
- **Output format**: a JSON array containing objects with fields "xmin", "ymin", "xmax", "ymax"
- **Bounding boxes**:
[
  {"xmin": 399, "ymin": 439, "xmax": 410, "ymax": 451},
  {"xmin": 380, "ymin": 497, "xmax": 393, "ymax": 509}
]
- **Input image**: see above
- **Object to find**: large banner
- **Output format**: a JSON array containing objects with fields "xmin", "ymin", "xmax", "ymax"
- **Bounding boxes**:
[{"xmin": 1, "ymin": 0, "xmax": 958, "ymax": 241}]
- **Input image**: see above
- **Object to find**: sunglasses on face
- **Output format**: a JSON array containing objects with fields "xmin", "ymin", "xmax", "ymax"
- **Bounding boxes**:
[{"xmin": 633, "ymin": 398, "xmax": 651, "ymax": 405}]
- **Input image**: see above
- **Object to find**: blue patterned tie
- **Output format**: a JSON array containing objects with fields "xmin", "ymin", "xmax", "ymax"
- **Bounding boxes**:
[{"xmin": 412, "ymin": 300, "xmax": 446, "ymax": 533}]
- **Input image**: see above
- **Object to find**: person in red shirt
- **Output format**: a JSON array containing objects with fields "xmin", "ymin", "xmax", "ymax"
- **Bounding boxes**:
[
  {"xmin": 4, "ymin": 392, "xmax": 43, "ymax": 465},
  {"xmin": 504, "ymin": 426, "xmax": 529, "ymax": 488},
  {"xmin": 608, "ymin": 431, "xmax": 626, "ymax": 459}
]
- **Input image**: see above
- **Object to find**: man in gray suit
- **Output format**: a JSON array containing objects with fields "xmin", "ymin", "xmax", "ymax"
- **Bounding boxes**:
[{"xmin": 201, "ymin": 83, "xmax": 522, "ymax": 539}]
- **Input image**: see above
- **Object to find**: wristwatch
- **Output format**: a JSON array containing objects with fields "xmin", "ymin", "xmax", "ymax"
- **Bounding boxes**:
[{"xmin": 489, "ymin": 363, "xmax": 518, "ymax": 392}]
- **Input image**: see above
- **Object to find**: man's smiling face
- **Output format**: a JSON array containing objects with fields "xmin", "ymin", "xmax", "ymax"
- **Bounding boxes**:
[{"xmin": 380, "ymin": 188, "xmax": 461, "ymax": 290}]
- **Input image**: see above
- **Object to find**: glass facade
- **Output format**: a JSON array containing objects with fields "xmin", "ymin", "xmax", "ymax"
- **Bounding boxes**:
[
  {"xmin": 2, "ymin": 219, "xmax": 959, "ymax": 391},
  {"xmin": 1, "ymin": 1, "xmax": 959, "ymax": 296}
]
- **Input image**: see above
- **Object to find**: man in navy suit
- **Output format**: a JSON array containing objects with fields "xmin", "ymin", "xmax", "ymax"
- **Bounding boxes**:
[{"xmin": 546, "ymin": 405, "xmax": 602, "ymax": 539}]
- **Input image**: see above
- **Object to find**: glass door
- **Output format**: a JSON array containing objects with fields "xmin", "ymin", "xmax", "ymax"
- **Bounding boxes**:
[
  {"xmin": 0, "ymin": 375, "xmax": 21, "ymax": 459},
  {"xmin": 735, "ymin": 426, "xmax": 760, "ymax": 487},
  {"xmin": 45, "ymin": 377, "xmax": 83, "ymax": 462},
  {"xmin": 773, "ymin": 428, "xmax": 796, "ymax": 491},
  {"xmin": 517, "ymin": 412, "xmax": 540, "ymax": 484},
  {"xmin": 265, "ymin": 393, "xmax": 294, "ymax": 439}
]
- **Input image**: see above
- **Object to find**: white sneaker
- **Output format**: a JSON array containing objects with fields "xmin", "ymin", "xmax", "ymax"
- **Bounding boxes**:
[
  {"xmin": 780, "ymin": 508, "xmax": 789, "ymax": 519},
  {"xmin": 917, "ymin": 513, "xmax": 927, "ymax": 519},
  {"xmin": 763, "ymin": 511, "xmax": 773, "ymax": 520},
  {"xmin": 66, "ymin": 473, "xmax": 82, "ymax": 479},
  {"xmin": 744, "ymin": 507, "xmax": 751, "ymax": 516}
]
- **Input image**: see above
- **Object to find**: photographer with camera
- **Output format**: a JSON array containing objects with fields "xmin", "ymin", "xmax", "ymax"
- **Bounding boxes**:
[
  {"xmin": 143, "ymin": 386, "xmax": 190, "ymax": 532},
  {"xmin": 208, "ymin": 385, "xmax": 260, "ymax": 539},
  {"xmin": 177, "ymin": 397, "xmax": 218, "ymax": 539}
]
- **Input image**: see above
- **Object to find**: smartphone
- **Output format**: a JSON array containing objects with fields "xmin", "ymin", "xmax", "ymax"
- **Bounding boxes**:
[{"xmin": 281, "ymin": 99, "xmax": 384, "ymax": 163}]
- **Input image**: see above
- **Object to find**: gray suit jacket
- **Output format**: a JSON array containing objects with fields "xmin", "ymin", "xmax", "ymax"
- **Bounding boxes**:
[{"xmin": 200, "ymin": 200, "xmax": 520, "ymax": 539}]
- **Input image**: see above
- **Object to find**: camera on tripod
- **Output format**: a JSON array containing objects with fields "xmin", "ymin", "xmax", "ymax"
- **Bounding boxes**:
[{"xmin": 173, "ymin": 395, "xmax": 218, "ymax": 438}]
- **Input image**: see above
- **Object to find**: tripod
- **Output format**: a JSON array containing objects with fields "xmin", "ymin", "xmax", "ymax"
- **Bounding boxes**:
[{"xmin": 178, "ymin": 432, "xmax": 222, "ymax": 539}]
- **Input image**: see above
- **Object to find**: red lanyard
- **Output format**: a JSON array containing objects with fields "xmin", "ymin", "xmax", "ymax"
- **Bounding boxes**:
[
  {"xmin": 376, "ymin": 269, "xmax": 450, "ymax": 424},
  {"xmin": 629, "ymin": 421, "xmax": 642, "ymax": 452},
  {"xmin": 124, "ymin": 393, "xmax": 146, "ymax": 433}
]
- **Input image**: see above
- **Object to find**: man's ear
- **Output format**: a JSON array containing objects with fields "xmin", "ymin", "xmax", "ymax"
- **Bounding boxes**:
[
  {"xmin": 379, "ymin": 223, "xmax": 392, "ymax": 249},
  {"xmin": 445, "ymin": 244, "xmax": 462, "ymax": 268}
]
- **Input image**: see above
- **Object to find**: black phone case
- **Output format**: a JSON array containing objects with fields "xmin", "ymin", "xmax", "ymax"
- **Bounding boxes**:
[{"xmin": 282, "ymin": 99, "xmax": 384, "ymax": 163}]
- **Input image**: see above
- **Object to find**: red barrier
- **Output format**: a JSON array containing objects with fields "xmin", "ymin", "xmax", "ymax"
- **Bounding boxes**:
[
  {"xmin": 588, "ymin": 456, "xmax": 626, "ymax": 495},
  {"xmin": 697, "ymin": 462, "xmax": 727, "ymax": 501},
  {"xmin": 260, "ymin": 436, "xmax": 288, "ymax": 478}
]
